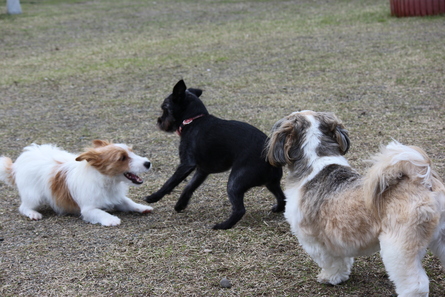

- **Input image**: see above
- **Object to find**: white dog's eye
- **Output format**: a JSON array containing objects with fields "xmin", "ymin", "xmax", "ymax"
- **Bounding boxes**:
[{"xmin": 120, "ymin": 155, "xmax": 127, "ymax": 162}]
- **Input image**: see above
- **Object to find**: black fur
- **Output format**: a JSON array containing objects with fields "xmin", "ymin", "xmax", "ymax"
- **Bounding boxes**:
[{"xmin": 145, "ymin": 80, "xmax": 286, "ymax": 229}]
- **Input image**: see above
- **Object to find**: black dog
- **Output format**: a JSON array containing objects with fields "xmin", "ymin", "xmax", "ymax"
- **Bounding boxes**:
[{"xmin": 145, "ymin": 80, "xmax": 286, "ymax": 229}]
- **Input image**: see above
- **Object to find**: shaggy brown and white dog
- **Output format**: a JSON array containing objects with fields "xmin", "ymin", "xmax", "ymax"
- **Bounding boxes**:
[
  {"xmin": 266, "ymin": 110, "xmax": 445, "ymax": 297},
  {"xmin": 0, "ymin": 140, "xmax": 153, "ymax": 226}
]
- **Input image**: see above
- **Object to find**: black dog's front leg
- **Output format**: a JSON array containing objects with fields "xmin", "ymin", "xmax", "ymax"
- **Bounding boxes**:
[
  {"xmin": 145, "ymin": 164, "xmax": 195, "ymax": 203},
  {"xmin": 174, "ymin": 169, "xmax": 209, "ymax": 212}
]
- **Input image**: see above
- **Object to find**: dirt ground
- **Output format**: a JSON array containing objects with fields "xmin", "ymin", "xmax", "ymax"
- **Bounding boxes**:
[{"xmin": 1, "ymin": 0, "xmax": 444, "ymax": 296}]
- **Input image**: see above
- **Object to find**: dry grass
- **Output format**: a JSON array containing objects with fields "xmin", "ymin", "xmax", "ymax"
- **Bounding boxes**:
[{"xmin": 1, "ymin": 0, "xmax": 444, "ymax": 296}]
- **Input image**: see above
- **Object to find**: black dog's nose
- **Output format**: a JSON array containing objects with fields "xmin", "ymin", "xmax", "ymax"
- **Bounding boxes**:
[{"xmin": 144, "ymin": 161, "xmax": 151, "ymax": 169}]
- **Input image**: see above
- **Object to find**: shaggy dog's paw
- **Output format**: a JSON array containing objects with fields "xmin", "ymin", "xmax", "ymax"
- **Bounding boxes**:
[{"xmin": 317, "ymin": 270, "xmax": 349, "ymax": 285}]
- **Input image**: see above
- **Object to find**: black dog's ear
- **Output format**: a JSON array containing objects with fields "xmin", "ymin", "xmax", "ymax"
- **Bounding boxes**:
[
  {"xmin": 172, "ymin": 80, "xmax": 187, "ymax": 103},
  {"xmin": 187, "ymin": 88, "xmax": 202, "ymax": 98}
]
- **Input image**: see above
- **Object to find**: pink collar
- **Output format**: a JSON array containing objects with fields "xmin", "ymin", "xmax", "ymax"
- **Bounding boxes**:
[{"xmin": 176, "ymin": 114, "xmax": 206, "ymax": 136}]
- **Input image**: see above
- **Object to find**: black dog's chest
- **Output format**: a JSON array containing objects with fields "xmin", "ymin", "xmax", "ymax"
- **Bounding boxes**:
[
  {"xmin": 195, "ymin": 144, "xmax": 235, "ymax": 173},
  {"xmin": 180, "ymin": 130, "xmax": 236, "ymax": 174}
]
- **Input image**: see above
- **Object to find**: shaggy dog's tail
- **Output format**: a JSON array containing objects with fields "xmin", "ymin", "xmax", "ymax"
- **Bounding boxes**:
[
  {"xmin": 363, "ymin": 141, "xmax": 444, "ymax": 214},
  {"xmin": 0, "ymin": 156, "xmax": 15, "ymax": 186}
]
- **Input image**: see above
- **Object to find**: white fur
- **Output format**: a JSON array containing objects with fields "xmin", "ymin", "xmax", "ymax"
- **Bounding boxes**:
[
  {"xmin": 301, "ymin": 115, "xmax": 350, "ymax": 183},
  {"xmin": 0, "ymin": 142, "xmax": 153, "ymax": 226}
]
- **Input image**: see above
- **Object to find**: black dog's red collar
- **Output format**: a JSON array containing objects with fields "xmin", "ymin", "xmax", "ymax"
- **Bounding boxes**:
[{"xmin": 176, "ymin": 114, "xmax": 206, "ymax": 136}]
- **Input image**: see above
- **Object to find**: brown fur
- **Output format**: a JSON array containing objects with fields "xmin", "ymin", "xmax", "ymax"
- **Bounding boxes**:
[
  {"xmin": 300, "ymin": 165, "xmax": 381, "ymax": 255},
  {"xmin": 50, "ymin": 167, "xmax": 80, "ymax": 214},
  {"xmin": 76, "ymin": 141, "xmax": 130, "ymax": 176},
  {"xmin": 4, "ymin": 157, "xmax": 15, "ymax": 185}
]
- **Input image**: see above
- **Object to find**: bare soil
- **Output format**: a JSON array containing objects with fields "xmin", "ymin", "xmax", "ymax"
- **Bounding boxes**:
[{"xmin": 1, "ymin": 0, "xmax": 444, "ymax": 296}]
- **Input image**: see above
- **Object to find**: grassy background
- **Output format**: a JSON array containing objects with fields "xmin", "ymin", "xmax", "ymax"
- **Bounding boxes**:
[{"xmin": 1, "ymin": 0, "xmax": 444, "ymax": 296}]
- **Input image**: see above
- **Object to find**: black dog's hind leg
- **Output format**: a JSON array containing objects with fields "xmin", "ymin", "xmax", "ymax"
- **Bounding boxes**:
[
  {"xmin": 266, "ymin": 182, "xmax": 286, "ymax": 213},
  {"xmin": 212, "ymin": 173, "xmax": 248, "ymax": 230},
  {"xmin": 175, "ymin": 169, "xmax": 208, "ymax": 212},
  {"xmin": 145, "ymin": 164, "xmax": 195, "ymax": 203}
]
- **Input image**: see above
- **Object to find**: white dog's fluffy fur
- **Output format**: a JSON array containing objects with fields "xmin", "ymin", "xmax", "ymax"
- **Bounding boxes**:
[
  {"xmin": 267, "ymin": 110, "xmax": 445, "ymax": 297},
  {"xmin": 0, "ymin": 140, "xmax": 153, "ymax": 226}
]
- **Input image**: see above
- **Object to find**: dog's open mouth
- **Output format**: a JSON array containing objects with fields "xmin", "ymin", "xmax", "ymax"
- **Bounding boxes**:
[{"xmin": 124, "ymin": 172, "xmax": 143, "ymax": 184}]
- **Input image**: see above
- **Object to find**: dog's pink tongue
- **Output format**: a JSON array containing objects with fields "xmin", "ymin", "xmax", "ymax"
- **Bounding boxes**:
[{"xmin": 124, "ymin": 172, "xmax": 143, "ymax": 184}]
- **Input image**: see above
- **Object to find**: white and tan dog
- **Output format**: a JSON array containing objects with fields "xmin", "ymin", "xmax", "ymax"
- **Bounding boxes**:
[
  {"xmin": 266, "ymin": 110, "xmax": 445, "ymax": 297},
  {"xmin": 0, "ymin": 140, "xmax": 153, "ymax": 226}
]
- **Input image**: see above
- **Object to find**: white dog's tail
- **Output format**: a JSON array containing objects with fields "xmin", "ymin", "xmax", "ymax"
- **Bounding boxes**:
[
  {"xmin": 363, "ymin": 141, "xmax": 443, "ymax": 213},
  {"xmin": 0, "ymin": 156, "xmax": 15, "ymax": 187}
]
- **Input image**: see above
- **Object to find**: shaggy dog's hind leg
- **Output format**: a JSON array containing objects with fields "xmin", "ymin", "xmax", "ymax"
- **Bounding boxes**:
[
  {"xmin": 428, "ymin": 223, "xmax": 445, "ymax": 271},
  {"xmin": 379, "ymin": 232, "xmax": 429, "ymax": 297}
]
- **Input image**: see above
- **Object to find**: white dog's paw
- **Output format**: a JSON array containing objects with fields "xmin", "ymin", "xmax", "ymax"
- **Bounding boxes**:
[
  {"xmin": 100, "ymin": 216, "xmax": 121, "ymax": 226},
  {"xmin": 317, "ymin": 270, "xmax": 350, "ymax": 285},
  {"xmin": 19, "ymin": 206, "xmax": 43, "ymax": 221},
  {"xmin": 138, "ymin": 205, "xmax": 153, "ymax": 214},
  {"xmin": 26, "ymin": 211, "xmax": 43, "ymax": 221}
]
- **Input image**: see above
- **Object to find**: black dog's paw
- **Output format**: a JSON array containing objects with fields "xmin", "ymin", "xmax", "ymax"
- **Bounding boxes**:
[
  {"xmin": 212, "ymin": 222, "xmax": 232, "ymax": 230},
  {"xmin": 144, "ymin": 193, "xmax": 163, "ymax": 203},
  {"xmin": 271, "ymin": 204, "xmax": 285, "ymax": 213},
  {"xmin": 174, "ymin": 203, "xmax": 187, "ymax": 213}
]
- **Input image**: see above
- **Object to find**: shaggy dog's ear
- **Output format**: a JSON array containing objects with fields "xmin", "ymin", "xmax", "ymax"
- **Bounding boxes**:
[
  {"xmin": 267, "ymin": 118, "xmax": 296, "ymax": 167},
  {"xmin": 172, "ymin": 80, "xmax": 187, "ymax": 104},
  {"xmin": 317, "ymin": 112, "xmax": 350, "ymax": 155},
  {"xmin": 334, "ymin": 125, "xmax": 350, "ymax": 155},
  {"xmin": 187, "ymin": 88, "xmax": 203, "ymax": 98}
]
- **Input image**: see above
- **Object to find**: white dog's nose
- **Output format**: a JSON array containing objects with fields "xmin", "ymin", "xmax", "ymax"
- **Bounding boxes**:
[{"xmin": 144, "ymin": 161, "xmax": 151, "ymax": 169}]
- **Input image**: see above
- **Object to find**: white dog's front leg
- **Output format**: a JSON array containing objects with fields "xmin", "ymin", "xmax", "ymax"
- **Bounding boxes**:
[
  {"xmin": 81, "ymin": 208, "xmax": 121, "ymax": 226},
  {"xmin": 115, "ymin": 197, "xmax": 153, "ymax": 214}
]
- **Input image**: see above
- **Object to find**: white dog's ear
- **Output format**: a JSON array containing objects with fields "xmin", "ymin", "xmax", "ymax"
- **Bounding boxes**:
[
  {"xmin": 76, "ymin": 151, "xmax": 97, "ymax": 163},
  {"xmin": 92, "ymin": 139, "xmax": 110, "ymax": 148},
  {"xmin": 334, "ymin": 126, "xmax": 350, "ymax": 155}
]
